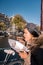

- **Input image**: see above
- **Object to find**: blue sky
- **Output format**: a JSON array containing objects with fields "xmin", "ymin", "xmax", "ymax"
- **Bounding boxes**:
[{"xmin": 0, "ymin": 0, "xmax": 41, "ymax": 25}]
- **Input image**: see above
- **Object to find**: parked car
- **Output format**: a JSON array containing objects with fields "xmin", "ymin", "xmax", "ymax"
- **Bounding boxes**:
[
  {"xmin": 0, "ymin": 31, "xmax": 8, "ymax": 37},
  {"xmin": 4, "ymin": 31, "xmax": 9, "ymax": 37}
]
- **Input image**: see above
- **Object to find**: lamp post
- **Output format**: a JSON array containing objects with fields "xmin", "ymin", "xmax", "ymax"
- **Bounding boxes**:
[{"xmin": 41, "ymin": 0, "xmax": 43, "ymax": 32}]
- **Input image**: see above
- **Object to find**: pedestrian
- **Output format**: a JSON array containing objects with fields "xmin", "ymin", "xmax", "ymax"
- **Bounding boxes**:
[{"xmin": 19, "ymin": 23, "xmax": 41, "ymax": 65}]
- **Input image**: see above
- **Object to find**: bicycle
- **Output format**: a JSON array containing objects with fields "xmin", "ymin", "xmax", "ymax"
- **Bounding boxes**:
[{"xmin": 0, "ymin": 48, "xmax": 24, "ymax": 65}]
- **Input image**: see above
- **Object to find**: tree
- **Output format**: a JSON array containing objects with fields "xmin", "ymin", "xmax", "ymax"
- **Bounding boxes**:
[
  {"xmin": 36, "ymin": 25, "xmax": 40, "ymax": 31},
  {"xmin": 0, "ymin": 22, "xmax": 7, "ymax": 31},
  {"xmin": 11, "ymin": 14, "xmax": 27, "ymax": 31}
]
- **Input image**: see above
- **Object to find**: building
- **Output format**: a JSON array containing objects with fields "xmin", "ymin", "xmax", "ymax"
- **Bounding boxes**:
[{"xmin": 0, "ymin": 13, "xmax": 10, "ymax": 28}]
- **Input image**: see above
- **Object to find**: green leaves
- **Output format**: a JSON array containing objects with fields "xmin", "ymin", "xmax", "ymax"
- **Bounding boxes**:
[
  {"xmin": 11, "ymin": 14, "xmax": 26, "ymax": 30},
  {"xmin": 0, "ymin": 22, "xmax": 7, "ymax": 31}
]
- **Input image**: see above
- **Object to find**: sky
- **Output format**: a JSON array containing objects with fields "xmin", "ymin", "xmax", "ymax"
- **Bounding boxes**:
[{"xmin": 0, "ymin": 0, "xmax": 41, "ymax": 25}]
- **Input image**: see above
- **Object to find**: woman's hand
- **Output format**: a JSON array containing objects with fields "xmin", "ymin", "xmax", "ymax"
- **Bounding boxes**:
[{"xmin": 19, "ymin": 51, "xmax": 28, "ymax": 59}]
